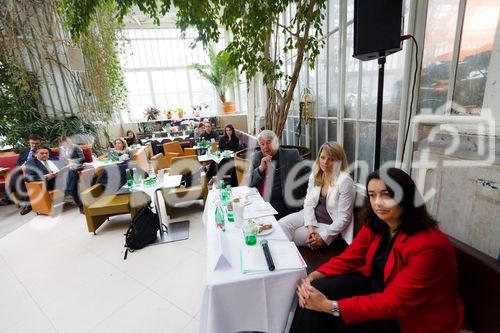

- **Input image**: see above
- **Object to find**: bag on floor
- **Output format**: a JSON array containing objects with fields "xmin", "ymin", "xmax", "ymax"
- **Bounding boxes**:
[{"xmin": 123, "ymin": 204, "xmax": 165, "ymax": 259}]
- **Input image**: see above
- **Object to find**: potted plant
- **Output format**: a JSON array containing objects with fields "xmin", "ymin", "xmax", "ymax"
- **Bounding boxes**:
[
  {"xmin": 176, "ymin": 107, "xmax": 185, "ymax": 119},
  {"xmin": 166, "ymin": 109, "xmax": 173, "ymax": 119},
  {"xmin": 191, "ymin": 47, "xmax": 238, "ymax": 114},
  {"xmin": 144, "ymin": 107, "xmax": 160, "ymax": 120}
]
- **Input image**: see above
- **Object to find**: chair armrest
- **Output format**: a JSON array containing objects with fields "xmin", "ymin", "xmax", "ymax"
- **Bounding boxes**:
[{"xmin": 80, "ymin": 183, "xmax": 105, "ymax": 207}]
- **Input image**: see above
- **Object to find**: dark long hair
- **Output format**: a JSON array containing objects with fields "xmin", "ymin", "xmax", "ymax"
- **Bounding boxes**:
[
  {"xmin": 223, "ymin": 124, "xmax": 236, "ymax": 141},
  {"xmin": 362, "ymin": 168, "xmax": 438, "ymax": 235},
  {"xmin": 126, "ymin": 130, "xmax": 140, "ymax": 144}
]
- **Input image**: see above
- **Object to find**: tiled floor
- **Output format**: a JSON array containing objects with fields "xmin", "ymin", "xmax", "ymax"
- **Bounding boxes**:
[{"xmin": 0, "ymin": 202, "xmax": 206, "ymax": 333}]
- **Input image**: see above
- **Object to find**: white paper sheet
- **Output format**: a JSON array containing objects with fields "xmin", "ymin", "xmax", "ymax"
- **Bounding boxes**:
[{"xmin": 240, "ymin": 240, "xmax": 306, "ymax": 274}]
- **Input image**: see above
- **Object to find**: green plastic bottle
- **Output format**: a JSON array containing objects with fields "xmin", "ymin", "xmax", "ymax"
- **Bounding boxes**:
[{"xmin": 215, "ymin": 205, "xmax": 225, "ymax": 232}]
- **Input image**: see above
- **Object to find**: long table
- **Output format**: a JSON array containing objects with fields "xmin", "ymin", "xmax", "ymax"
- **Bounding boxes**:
[{"xmin": 200, "ymin": 186, "xmax": 306, "ymax": 333}]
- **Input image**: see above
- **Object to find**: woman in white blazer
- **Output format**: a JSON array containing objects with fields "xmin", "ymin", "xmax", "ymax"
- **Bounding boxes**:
[{"xmin": 278, "ymin": 142, "xmax": 356, "ymax": 248}]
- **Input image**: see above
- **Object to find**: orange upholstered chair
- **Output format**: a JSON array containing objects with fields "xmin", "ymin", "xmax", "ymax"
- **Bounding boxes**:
[
  {"xmin": 163, "ymin": 141, "xmax": 185, "ymax": 156},
  {"xmin": 24, "ymin": 181, "xmax": 64, "ymax": 215}
]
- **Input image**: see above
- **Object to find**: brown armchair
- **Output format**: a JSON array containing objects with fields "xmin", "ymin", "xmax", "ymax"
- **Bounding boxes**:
[
  {"xmin": 161, "ymin": 155, "xmax": 208, "ymax": 216},
  {"xmin": 163, "ymin": 141, "xmax": 185, "ymax": 156},
  {"xmin": 81, "ymin": 184, "xmax": 149, "ymax": 234},
  {"xmin": 150, "ymin": 152, "xmax": 179, "ymax": 174},
  {"xmin": 24, "ymin": 181, "xmax": 64, "ymax": 215}
]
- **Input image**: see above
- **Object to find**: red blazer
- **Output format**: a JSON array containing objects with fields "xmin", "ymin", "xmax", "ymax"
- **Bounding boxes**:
[{"xmin": 317, "ymin": 225, "xmax": 464, "ymax": 333}]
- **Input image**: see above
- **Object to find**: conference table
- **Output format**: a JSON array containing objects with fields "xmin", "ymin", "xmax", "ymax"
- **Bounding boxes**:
[{"xmin": 200, "ymin": 186, "xmax": 307, "ymax": 333}]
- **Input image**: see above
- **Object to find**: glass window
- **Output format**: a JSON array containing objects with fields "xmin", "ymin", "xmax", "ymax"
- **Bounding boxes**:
[
  {"xmin": 120, "ymin": 28, "xmax": 216, "ymax": 118},
  {"xmin": 358, "ymin": 122, "xmax": 375, "ymax": 173},
  {"xmin": 343, "ymin": 121, "xmax": 356, "ymax": 166},
  {"xmin": 452, "ymin": 0, "xmax": 500, "ymax": 115},
  {"xmin": 418, "ymin": 0, "xmax": 460, "ymax": 114},
  {"xmin": 345, "ymin": 24, "xmax": 359, "ymax": 119},
  {"xmin": 328, "ymin": 120, "xmax": 337, "ymax": 142},
  {"xmin": 328, "ymin": 32, "xmax": 340, "ymax": 117}
]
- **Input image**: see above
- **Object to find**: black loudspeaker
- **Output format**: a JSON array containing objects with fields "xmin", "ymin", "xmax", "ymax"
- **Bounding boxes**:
[{"xmin": 353, "ymin": 0, "xmax": 403, "ymax": 61}]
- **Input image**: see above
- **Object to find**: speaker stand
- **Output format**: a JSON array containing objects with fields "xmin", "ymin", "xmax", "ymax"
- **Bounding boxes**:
[{"xmin": 374, "ymin": 56, "xmax": 386, "ymax": 171}]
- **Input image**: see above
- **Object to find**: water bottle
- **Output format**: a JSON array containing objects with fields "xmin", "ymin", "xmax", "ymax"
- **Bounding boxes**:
[
  {"xmin": 226, "ymin": 185, "xmax": 234, "ymax": 222},
  {"xmin": 126, "ymin": 169, "xmax": 133, "ymax": 189},
  {"xmin": 234, "ymin": 202, "xmax": 245, "ymax": 228},
  {"xmin": 215, "ymin": 205, "xmax": 225, "ymax": 232},
  {"xmin": 132, "ymin": 167, "xmax": 139, "ymax": 185}
]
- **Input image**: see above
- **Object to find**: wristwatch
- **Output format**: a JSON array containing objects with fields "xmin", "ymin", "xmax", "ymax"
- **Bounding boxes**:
[{"xmin": 331, "ymin": 300, "xmax": 340, "ymax": 317}]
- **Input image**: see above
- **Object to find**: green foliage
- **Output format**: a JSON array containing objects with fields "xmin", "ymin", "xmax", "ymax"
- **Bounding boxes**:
[
  {"xmin": 62, "ymin": 1, "xmax": 127, "ymax": 122},
  {"xmin": 191, "ymin": 47, "xmax": 238, "ymax": 103},
  {"xmin": 60, "ymin": 0, "xmax": 327, "ymax": 135},
  {"xmin": 0, "ymin": 57, "xmax": 96, "ymax": 151}
]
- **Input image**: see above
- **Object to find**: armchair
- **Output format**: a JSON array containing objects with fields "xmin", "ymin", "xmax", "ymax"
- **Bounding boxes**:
[
  {"xmin": 24, "ymin": 181, "xmax": 64, "ymax": 215},
  {"xmin": 81, "ymin": 183, "xmax": 149, "ymax": 234},
  {"xmin": 150, "ymin": 152, "xmax": 179, "ymax": 174},
  {"xmin": 163, "ymin": 141, "xmax": 185, "ymax": 156},
  {"xmin": 161, "ymin": 155, "xmax": 208, "ymax": 216}
]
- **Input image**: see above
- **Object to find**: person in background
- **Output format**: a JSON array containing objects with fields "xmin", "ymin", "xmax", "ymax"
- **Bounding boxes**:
[
  {"xmin": 248, "ymin": 130, "xmax": 305, "ymax": 220},
  {"xmin": 199, "ymin": 122, "xmax": 220, "ymax": 142},
  {"xmin": 290, "ymin": 168, "xmax": 464, "ymax": 333},
  {"xmin": 58, "ymin": 136, "xmax": 84, "ymax": 166},
  {"xmin": 125, "ymin": 130, "xmax": 142, "ymax": 147},
  {"xmin": 101, "ymin": 138, "xmax": 131, "ymax": 161},
  {"xmin": 279, "ymin": 142, "xmax": 356, "ymax": 249},
  {"xmin": 25, "ymin": 146, "xmax": 84, "ymax": 214},
  {"xmin": 207, "ymin": 124, "xmax": 240, "ymax": 186},
  {"xmin": 218, "ymin": 124, "xmax": 240, "ymax": 151},
  {"xmin": 191, "ymin": 122, "xmax": 205, "ymax": 141}
]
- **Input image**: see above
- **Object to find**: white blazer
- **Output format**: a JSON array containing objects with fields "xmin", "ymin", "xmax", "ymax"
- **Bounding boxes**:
[{"xmin": 303, "ymin": 171, "xmax": 356, "ymax": 244}]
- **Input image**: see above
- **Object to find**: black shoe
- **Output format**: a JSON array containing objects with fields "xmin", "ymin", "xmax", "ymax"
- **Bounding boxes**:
[
  {"xmin": 0, "ymin": 198, "xmax": 12, "ymax": 206},
  {"xmin": 20, "ymin": 205, "xmax": 32, "ymax": 215}
]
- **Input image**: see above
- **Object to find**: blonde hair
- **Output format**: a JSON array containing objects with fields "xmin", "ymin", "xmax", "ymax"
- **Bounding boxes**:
[
  {"xmin": 114, "ymin": 138, "xmax": 128, "ymax": 151},
  {"xmin": 313, "ymin": 141, "xmax": 349, "ymax": 186}
]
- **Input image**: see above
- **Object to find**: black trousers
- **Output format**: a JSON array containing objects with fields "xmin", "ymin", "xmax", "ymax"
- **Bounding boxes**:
[{"xmin": 289, "ymin": 272, "xmax": 400, "ymax": 333}]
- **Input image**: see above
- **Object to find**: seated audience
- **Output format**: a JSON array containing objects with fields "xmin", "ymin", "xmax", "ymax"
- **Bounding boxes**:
[
  {"xmin": 279, "ymin": 142, "xmax": 355, "ymax": 248},
  {"xmin": 290, "ymin": 168, "xmax": 464, "ymax": 333},
  {"xmin": 5, "ymin": 134, "xmax": 46, "ymax": 213},
  {"xmin": 58, "ymin": 136, "xmax": 85, "ymax": 167},
  {"xmin": 199, "ymin": 122, "xmax": 220, "ymax": 142},
  {"xmin": 248, "ymin": 130, "xmax": 304, "ymax": 220},
  {"xmin": 102, "ymin": 138, "xmax": 131, "ymax": 160},
  {"xmin": 191, "ymin": 122, "xmax": 205, "ymax": 141},
  {"xmin": 125, "ymin": 130, "xmax": 142, "ymax": 147},
  {"xmin": 218, "ymin": 124, "xmax": 240, "ymax": 151},
  {"xmin": 25, "ymin": 146, "xmax": 84, "ymax": 213},
  {"xmin": 206, "ymin": 124, "xmax": 240, "ymax": 186}
]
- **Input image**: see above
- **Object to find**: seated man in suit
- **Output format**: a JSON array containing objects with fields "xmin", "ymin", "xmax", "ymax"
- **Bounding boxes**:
[
  {"xmin": 3, "ymin": 133, "xmax": 47, "ymax": 213},
  {"xmin": 248, "ymin": 130, "xmax": 310, "ymax": 220},
  {"xmin": 58, "ymin": 136, "xmax": 85, "ymax": 166},
  {"xmin": 199, "ymin": 122, "xmax": 220, "ymax": 142},
  {"xmin": 25, "ymin": 146, "xmax": 84, "ymax": 214}
]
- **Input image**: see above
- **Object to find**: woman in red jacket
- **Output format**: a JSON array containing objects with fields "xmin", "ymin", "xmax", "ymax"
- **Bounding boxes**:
[{"xmin": 290, "ymin": 168, "xmax": 463, "ymax": 333}]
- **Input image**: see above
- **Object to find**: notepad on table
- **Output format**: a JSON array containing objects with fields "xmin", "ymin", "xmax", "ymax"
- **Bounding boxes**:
[
  {"xmin": 243, "ymin": 201, "xmax": 278, "ymax": 219},
  {"xmin": 240, "ymin": 240, "xmax": 306, "ymax": 274}
]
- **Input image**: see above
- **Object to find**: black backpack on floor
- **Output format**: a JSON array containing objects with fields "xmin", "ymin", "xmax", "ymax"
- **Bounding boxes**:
[{"xmin": 123, "ymin": 204, "xmax": 165, "ymax": 259}]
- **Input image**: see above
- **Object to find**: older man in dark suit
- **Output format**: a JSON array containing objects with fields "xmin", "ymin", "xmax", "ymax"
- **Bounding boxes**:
[
  {"xmin": 25, "ymin": 146, "xmax": 83, "ymax": 214},
  {"xmin": 249, "ymin": 130, "xmax": 310, "ymax": 220}
]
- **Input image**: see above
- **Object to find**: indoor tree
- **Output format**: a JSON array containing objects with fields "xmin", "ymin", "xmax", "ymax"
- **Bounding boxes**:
[
  {"xmin": 60, "ymin": 0, "xmax": 327, "ymax": 137},
  {"xmin": 191, "ymin": 46, "xmax": 238, "ymax": 109}
]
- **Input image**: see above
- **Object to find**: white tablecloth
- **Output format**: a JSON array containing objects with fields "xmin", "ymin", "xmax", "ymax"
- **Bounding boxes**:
[
  {"xmin": 200, "ymin": 186, "xmax": 306, "ymax": 333},
  {"xmin": 198, "ymin": 152, "xmax": 234, "ymax": 164}
]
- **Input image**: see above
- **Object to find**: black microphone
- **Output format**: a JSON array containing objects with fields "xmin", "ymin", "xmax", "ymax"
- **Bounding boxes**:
[{"xmin": 260, "ymin": 239, "xmax": 275, "ymax": 271}]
